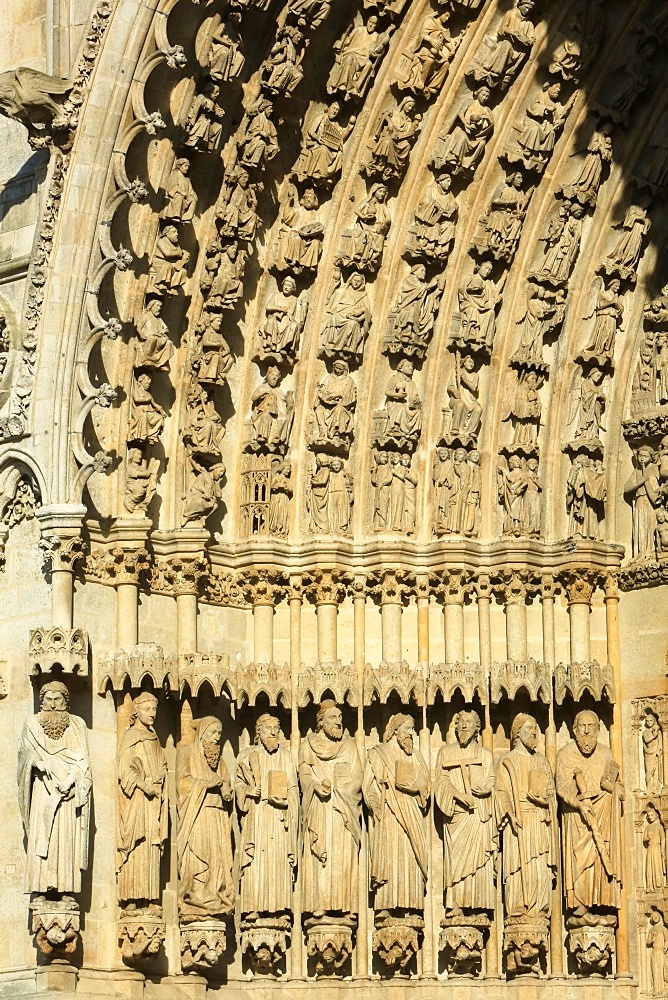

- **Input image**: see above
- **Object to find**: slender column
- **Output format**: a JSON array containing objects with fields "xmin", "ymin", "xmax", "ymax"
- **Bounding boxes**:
[
  {"xmin": 416, "ymin": 575, "xmax": 430, "ymax": 665},
  {"xmin": 109, "ymin": 547, "xmax": 150, "ymax": 649},
  {"xmin": 253, "ymin": 602, "xmax": 274, "ymax": 664},
  {"xmin": 304, "ymin": 570, "xmax": 346, "ymax": 665},
  {"xmin": 541, "ymin": 576, "xmax": 563, "ymax": 978},
  {"xmin": 353, "ymin": 576, "xmax": 368, "ymax": 978},
  {"xmin": 501, "ymin": 573, "xmax": 529, "ymax": 663},
  {"xmin": 440, "ymin": 570, "xmax": 467, "ymax": 665},
  {"xmin": 604, "ymin": 575, "xmax": 630, "ymax": 978},
  {"xmin": 288, "ymin": 577, "xmax": 304, "ymax": 979},
  {"xmin": 164, "ymin": 557, "xmax": 207, "ymax": 656},
  {"xmin": 36, "ymin": 505, "xmax": 87, "ymax": 630},
  {"xmin": 419, "ymin": 709, "xmax": 432, "ymax": 979},
  {"xmin": 317, "ymin": 603, "xmax": 337, "ymax": 663},
  {"xmin": 565, "ymin": 573, "xmax": 593, "ymax": 664}
]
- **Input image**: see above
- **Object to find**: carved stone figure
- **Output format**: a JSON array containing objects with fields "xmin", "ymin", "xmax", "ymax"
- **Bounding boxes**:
[
  {"xmin": 523, "ymin": 457, "xmax": 542, "ymax": 537},
  {"xmin": 117, "ymin": 692, "xmax": 168, "ymax": 909},
  {"xmin": 440, "ymin": 447, "xmax": 481, "ymax": 536},
  {"xmin": 643, "ymin": 804, "xmax": 666, "ymax": 892},
  {"xmin": 185, "ymin": 82, "xmax": 225, "ymax": 151},
  {"xmin": 371, "ymin": 451, "xmax": 393, "ymax": 530},
  {"xmin": 474, "ymin": 172, "xmax": 530, "ymax": 262},
  {"xmin": 217, "ymin": 168, "xmax": 258, "ymax": 244},
  {"xmin": 405, "ymin": 173, "xmax": 458, "ymax": 261},
  {"xmin": 293, "ymin": 101, "xmax": 355, "ymax": 186},
  {"xmin": 530, "ymin": 202, "xmax": 585, "ymax": 287},
  {"xmin": 327, "ymin": 16, "xmax": 391, "ymax": 100},
  {"xmin": 288, "ymin": 0, "xmax": 331, "ymax": 29},
  {"xmin": 623, "ymin": 448, "xmax": 660, "ymax": 562},
  {"xmin": 319, "ymin": 271, "xmax": 371, "ymax": 360},
  {"xmin": 310, "ymin": 360, "xmax": 357, "ymax": 448},
  {"xmin": 206, "ymin": 13, "xmax": 245, "ymax": 82},
  {"xmin": 642, "ymin": 711, "xmax": 664, "ymax": 793},
  {"xmin": 0, "ymin": 67, "xmax": 73, "ymax": 145},
  {"xmin": 601, "ymin": 201, "xmax": 651, "ymax": 284},
  {"xmin": 557, "ymin": 710, "xmax": 622, "ymax": 914},
  {"xmin": 135, "ymin": 299, "xmax": 174, "ymax": 370},
  {"xmin": 498, "ymin": 455, "xmax": 541, "ymax": 538},
  {"xmin": 509, "ymin": 370, "xmax": 542, "ymax": 448},
  {"xmin": 128, "ymin": 373, "xmax": 166, "ymax": 444},
  {"xmin": 581, "ymin": 279, "xmax": 623, "ymax": 361},
  {"xmin": 268, "ymin": 460, "xmax": 292, "ymax": 537},
  {"xmin": 560, "ymin": 127, "xmax": 613, "ymax": 207},
  {"xmin": 377, "ymin": 451, "xmax": 419, "ymax": 534},
  {"xmin": 384, "ymin": 264, "xmax": 442, "ymax": 358},
  {"xmin": 364, "ymin": 97, "xmax": 421, "ymax": 182},
  {"xmin": 432, "ymin": 87, "xmax": 494, "ymax": 176},
  {"xmin": 18, "ymin": 681, "xmax": 92, "ymax": 896},
  {"xmin": 203, "ymin": 240, "xmax": 246, "ymax": 311},
  {"xmin": 568, "ymin": 366, "xmax": 606, "ymax": 446},
  {"xmin": 277, "ymin": 188, "xmax": 324, "ymax": 273},
  {"xmin": 566, "ymin": 454, "xmax": 605, "ymax": 539},
  {"xmin": 250, "ymin": 367, "xmax": 294, "ymax": 451},
  {"xmin": 192, "ymin": 312, "xmax": 233, "ymax": 385},
  {"xmin": 177, "ymin": 717, "xmax": 235, "ymax": 920},
  {"xmin": 647, "ymin": 911, "xmax": 668, "ymax": 995},
  {"xmin": 307, "ymin": 454, "xmax": 354, "ymax": 534},
  {"xmin": 512, "ymin": 285, "xmax": 565, "ymax": 363},
  {"xmin": 508, "ymin": 82, "xmax": 571, "ymax": 172},
  {"xmin": 548, "ymin": 0, "xmax": 606, "ymax": 82},
  {"xmin": 337, "ymin": 184, "xmax": 390, "ymax": 273},
  {"xmin": 182, "ymin": 460, "xmax": 226, "ymax": 526},
  {"xmin": 160, "ymin": 158, "xmax": 196, "ymax": 223},
  {"xmin": 496, "ymin": 713, "xmax": 557, "ymax": 976},
  {"xmin": 596, "ymin": 39, "xmax": 656, "ymax": 126},
  {"xmin": 149, "ymin": 225, "xmax": 189, "ymax": 295},
  {"xmin": 454, "ymin": 262, "xmax": 505, "ymax": 351},
  {"xmin": 258, "ymin": 277, "xmax": 308, "ymax": 362},
  {"xmin": 380, "ymin": 359, "xmax": 422, "ymax": 447},
  {"xmin": 261, "ymin": 26, "xmax": 304, "ymax": 97},
  {"xmin": 398, "ymin": 11, "xmax": 456, "ymax": 97},
  {"xmin": 184, "ymin": 384, "xmax": 225, "ymax": 460},
  {"xmin": 125, "ymin": 447, "xmax": 157, "ymax": 513},
  {"xmin": 469, "ymin": 0, "xmax": 535, "ymax": 91},
  {"xmin": 445, "ymin": 353, "xmax": 482, "ymax": 444},
  {"xmin": 432, "ymin": 447, "xmax": 455, "ymax": 534},
  {"xmin": 238, "ymin": 98, "xmax": 279, "ymax": 171}
]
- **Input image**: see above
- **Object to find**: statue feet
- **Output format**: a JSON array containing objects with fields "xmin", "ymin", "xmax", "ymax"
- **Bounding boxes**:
[
  {"xmin": 503, "ymin": 916, "xmax": 548, "ymax": 977},
  {"xmin": 180, "ymin": 919, "xmax": 228, "ymax": 972},
  {"xmin": 119, "ymin": 908, "xmax": 165, "ymax": 965},
  {"xmin": 30, "ymin": 895, "xmax": 80, "ymax": 957},
  {"xmin": 566, "ymin": 910, "xmax": 617, "ymax": 976},
  {"xmin": 373, "ymin": 910, "xmax": 423, "ymax": 975},
  {"xmin": 440, "ymin": 911, "xmax": 490, "ymax": 977},
  {"xmin": 304, "ymin": 912, "xmax": 356, "ymax": 977},
  {"xmin": 241, "ymin": 912, "xmax": 291, "ymax": 977}
]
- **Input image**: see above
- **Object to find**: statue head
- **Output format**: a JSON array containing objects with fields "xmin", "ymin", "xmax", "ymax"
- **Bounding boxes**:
[
  {"xmin": 147, "ymin": 298, "xmax": 162, "ymax": 315},
  {"xmin": 509, "ymin": 454, "xmax": 523, "ymax": 470},
  {"xmin": 573, "ymin": 709, "xmax": 600, "ymax": 756},
  {"xmin": 163, "ymin": 224, "xmax": 179, "ymax": 242},
  {"xmin": 479, "ymin": 260, "xmax": 493, "ymax": 279},
  {"xmin": 255, "ymin": 713, "xmax": 282, "ymax": 753},
  {"xmin": 438, "ymin": 172, "xmax": 452, "ymax": 191},
  {"xmin": 437, "ymin": 446, "xmax": 449, "ymax": 461},
  {"xmin": 316, "ymin": 699, "xmax": 343, "ymax": 742},
  {"xmin": 175, "ymin": 157, "xmax": 189, "ymax": 174},
  {"xmin": 469, "ymin": 450, "xmax": 481, "ymax": 466},
  {"xmin": 301, "ymin": 188, "xmax": 318, "ymax": 210},
  {"xmin": 197, "ymin": 716, "xmax": 223, "ymax": 770},
  {"xmin": 385, "ymin": 712, "xmax": 415, "ymax": 755},
  {"xmin": 330, "ymin": 457, "xmax": 343, "ymax": 472},
  {"xmin": 510, "ymin": 713, "xmax": 538, "ymax": 752},
  {"xmin": 644, "ymin": 709, "xmax": 660, "ymax": 732},
  {"xmin": 328, "ymin": 101, "xmax": 340, "ymax": 120},
  {"xmin": 474, "ymin": 86, "xmax": 491, "ymax": 104},
  {"xmin": 38, "ymin": 681, "xmax": 71, "ymax": 738},
  {"xmin": 376, "ymin": 451, "xmax": 388, "ymax": 465},
  {"xmin": 401, "ymin": 453, "xmax": 411, "ymax": 468},
  {"xmin": 132, "ymin": 690, "xmax": 158, "ymax": 729},
  {"xmin": 332, "ymin": 359, "xmax": 349, "ymax": 376},
  {"xmin": 455, "ymin": 710, "xmax": 481, "ymax": 748},
  {"xmin": 367, "ymin": 14, "xmax": 378, "ymax": 31},
  {"xmin": 266, "ymin": 365, "xmax": 281, "ymax": 387},
  {"xmin": 646, "ymin": 803, "xmax": 660, "ymax": 823},
  {"xmin": 349, "ymin": 271, "xmax": 365, "ymax": 290},
  {"xmin": 397, "ymin": 358, "xmax": 414, "ymax": 376},
  {"xmin": 281, "ymin": 276, "xmax": 297, "ymax": 296}
]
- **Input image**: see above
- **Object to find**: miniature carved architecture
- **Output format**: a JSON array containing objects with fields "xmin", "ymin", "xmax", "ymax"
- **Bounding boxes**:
[{"xmin": 0, "ymin": 0, "xmax": 667, "ymax": 997}]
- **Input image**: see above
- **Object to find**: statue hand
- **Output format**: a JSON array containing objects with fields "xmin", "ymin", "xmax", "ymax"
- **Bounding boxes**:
[
  {"xmin": 470, "ymin": 783, "xmax": 489, "ymax": 798},
  {"xmin": 457, "ymin": 792, "xmax": 475, "ymax": 810},
  {"xmin": 247, "ymin": 784, "xmax": 261, "ymax": 801},
  {"xmin": 507, "ymin": 811, "xmax": 522, "ymax": 834},
  {"xmin": 140, "ymin": 780, "xmax": 156, "ymax": 798},
  {"xmin": 269, "ymin": 794, "xmax": 288, "ymax": 808},
  {"xmin": 57, "ymin": 776, "xmax": 75, "ymax": 796},
  {"xmin": 317, "ymin": 779, "xmax": 332, "ymax": 798}
]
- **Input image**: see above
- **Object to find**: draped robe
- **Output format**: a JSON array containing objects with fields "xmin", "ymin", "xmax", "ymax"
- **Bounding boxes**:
[{"xmin": 117, "ymin": 726, "xmax": 168, "ymax": 904}]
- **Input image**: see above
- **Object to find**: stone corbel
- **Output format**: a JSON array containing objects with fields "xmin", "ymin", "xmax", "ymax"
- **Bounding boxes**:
[
  {"xmin": 364, "ymin": 660, "xmax": 426, "ymax": 706},
  {"xmin": 241, "ymin": 913, "xmax": 291, "ymax": 976},
  {"xmin": 305, "ymin": 913, "xmax": 356, "ymax": 977},
  {"xmin": 31, "ymin": 896, "xmax": 80, "ymax": 957},
  {"xmin": 373, "ymin": 911, "xmax": 423, "ymax": 974},
  {"xmin": 180, "ymin": 919, "xmax": 228, "ymax": 972},
  {"xmin": 554, "ymin": 660, "xmax": 615, "ymax": 704},
  {"xmin": 97, "ymin": 643, "xmax": 178, "ymax": 694},
  {"xmin": 427, "ymin": 661, "xmax": 487, "ymax": 705},
  {"xmin": 119, "ymin": 915, "xmax": 165, "ymax": 965},
  {"xmin": 298, "ymin": 660, "xmax": 358, "ymax": 707},
  {"xmin": 440, "ymin": 913, "xmax": 490, "ymax": 977}
]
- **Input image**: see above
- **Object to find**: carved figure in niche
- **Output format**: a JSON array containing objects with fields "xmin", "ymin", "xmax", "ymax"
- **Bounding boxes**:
[
  {"xmin": 206, "ymin": 12, "xmax": 245, "ymax": 81},
  {"xmin": 657, "ymin": 509, "xmax": 668, "ymax": 559},
  {"xmin": 445, "ymin": 353, "xmax": 482, "ymax": 443},
  {"xmin": 337, "ymin": 183, "xmax": 390, "ymax": 273},
  {"xmin": 182, "ymin": 460, "xmax": 225, "ymax": 526},
  {"xmin": 262, "ymin": 26, "xmax": 304, "ymax": 96},
  {"xmin": 298, "ymin": 700, "xmax": 363, "ymax": 920},
  {"xmin": 381, "ymin": 359, "xmax": 422, "ymax": 447},
  {"xmin": 307, "ymin": 454, "xmax": 354, "ymax": 534},
  {"xmin": 581, "ymin": 278, "xmax": 623, "ymax": 362},
  {"xmin": 268, "ymin": 460, "xmax": 292, "ymax": 537},
  {"xmin": 258, "ymin": 277, "xmax": 308, "ymax": 362},
  {"xmin": 523, "ymin": 458, "xmax": 542, "ymax": 537},
  {"xmin": 548, "ymin": 0, "xmax": 606, "ymax": 82},
  {"xmin": 250, "ymin": 367, "xmax": 294, "ymax": 450},
  {"xmin": 160, "ymin": 158, "xmax": 196, "ymax": 223},
  {"xmin": 149, "ymin": 225, "xmax": 189, "ymax": 296},
  {"xmin": 644, "ymin": 804, "xmax": 666, "ymax": 892},
  {"xmin": 469, "ymin": 0, "xmax": 535, "ymax": 92},
  {"xmin": 371, "ymin": 450, "xmax": 393, "ymax": 530},
  {"xmin": 508, "ymin": 370, "xmax": 542, "ymax": 448},
  {"xmin": 363, "ymin": 714, "xmax": 430, "ymax": 910},
  {"xmin": 0, "ymin": 67, "xmax": 73, "ymax": 146},
  {"xmin": 184, "ymin": 384, "xmax": 225, "ymax": 460},
  {"xmin": 530, "ymin": 202, "xmax": 584, "ymax": 287},
  {"xmin": 236, "ymin": 714, "xmax": 299, "ymax": 915},
  {"xmin": 623, "ymin": 448, "xmax": 660, "ymax": 562},
  {"xmin": 238, "ymin": 98, "xmax": 278, "ymax": 171},
  {"xmin": 319, "ymin": 271, "xmax": 371, "ymax": 360},
  {"xmin": 117, "ymin": 692, "xmax": 168, "ymax": 910},
  {"xmin": 601, "ymin": 200, "xmax": 651, "ymax": 284},
  {"xmin": 645, "ymin": 284, "xmax": 668, "ymax": 329},
  {"xmin": 455, "ymin": 262, "xmax": 505, "ymax": 351},
  {"xmin": 294, "ymin": 101, "xmax": 355, "ymax": 186},
  {"xmin": 508, "ymin": 82, "xmax": 572, "ymax": 173},
  {"xmin": 597, "ymin": 39, "xmax": 656, "ymax": 125},
  {"xmin": 217, "ymin": 168, "xmax": 258, "ymax": 244},
  {"xmin": 310, "ymin": 360, "xmax": 357, "ymax": 448},
  {"xmin": 288, "ymin": 0, "xmax": 331, "ymax": 29},
  {"xmin": 647, "ymin": 911, "xmax": 668, "ymax": 996},
  {"xmin": 405, "ymin": 172, "xmax": 458, "ymax": 262},
  {"xmin": 432, "ymin": 447, "xmax": 455, "ymax": 534},
  {"xmin": 364, "ymin": 97, "xmax": 421, "ymax": 183},
  {"xmin": 497, "ymin": 455, "xmax": 528, "ymax": 537},
  {"xmin": 448, "ymin": 448, "xmax": 481, "ymax": 536},
  {"xmin": 18, "ymin": 680, "xmax": 92, "ymax": 895},
  {"xmin": 556, "ymin": 710, "xmax": 623, "ymax": 914},
  {"xmin": 566, "ymin": 454, "xmax": 605, "ymax": 539},
  {"xmin": 560, "ymin": 126, "xmax": 613, "ymax": 207},
  {"xmin": 435, "ymin": 711, "xmax": 495, "ymax": 914},
  {"xmin": 568, "ymin": 366, "xmax": 606, "ymax": 446},
  {"xmin": 128, "ymin": 373, "xmax": 165, "ymax": 445},
  {"xmin": 192, "ymin": 312, "xmax": 233, "ymax": 386},
  {"xmin": 432, "ymin": 87, "xmax": 494, "ymax": 176},
  {"xmin": 643, "ymin": 711, "xmax": 664, "ymax": 794},
  {"xmin": 202, "ymin": 240, "xmax": 246, "ymax": 311},
  {"xmin": 496, "ymin": 714, "xmax": 557, "ymax": 975},
  {"xmin": 398, "ymin": 10, "xmax": 455, "ymax": 98},
  {"xmin": 326, "ymin": 15, "xmax": 391, "ymax": 101},
  {"xmin": 185, "ymin": 82, "xmax": 224, "ymax": 151},
  {"xmin": 636, "ymin": 128, "xmax": 668, "ymax": 195},
  {"xmin": 177, "ymin": 717, "xmax": 235, "ymax": 919},
  {"xmin": 125, "ymin": 447, "xmax": 157, "ymax": 513},
  {"xmin": 474, "ymin": 172, "xmax": 531, "ymax": 262},
  {"xmin": 384, "ymin": 264, "xmax": 442, "ymax": 357},
  {"xmin": 513, "ymin": 285, "xmax": 565, "ymax": 364},
  {"xmin": 384, "ymin": 451, "xmax": 418, "ymax": 534},
  {"xmin": 135, "ymin": 299, "xmax": 174, "ymax": 370},
  {"xmin": 658, "ymin": 334, "xmax": 668, "ymax": 406},
  {"xmin": 276, "ymin": 188, "xmax": 324, "ymax": 273}
]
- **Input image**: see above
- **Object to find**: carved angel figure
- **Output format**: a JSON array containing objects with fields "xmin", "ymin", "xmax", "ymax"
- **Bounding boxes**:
[
  {"xmin": 206, "ymin": 13, "xmax": 245, "ymax": 81},
  {"xmin": 184, "ymin": 82, "xmax": 224, "ymax": 151},
  {"xmin": 384, "ymin": 264, "xmax": 442, "ymax": 357},
  {"xmin": 149, "ymin": 225, "xmax": 189, "ymax": 295},
  {"xmin": 160, "ymin": 158, "xmax": 197, "ymax": 223},
  {"xmin": 0, "ymin": 66, "xmax": 72, "ymax": 143},
  {"xmin": 268, "ymin": 460, "xmax": 292, "ymax": 538},
  {"xmin": 512, "ymin": 285, "xmax": 565, "ymax": 363},
  {"xmin": 125, "ymin": 447, "xmax": 157, "ymax": 513},
  {"xmin": 261, "ymin": 26, "xmax": 304, "ymax": 96},
  {"xmin": 128, "ymin": 373, "xmax": 166, "ymax": 444},
  {"xmin": 237, "ymin": 98, "xmax": 278, "ymax": 171},
  {"xmin": 474, "ymin": 172, "xmax": 530, "ymax": 262},
  {"xmin": 470, "ymin": 0, "xmax": 535, "ymax": 91},
  {"xmin": 623, "ymin": 446, "xmax": 660, "ymax": 562},
  {"xmin": 565, "ymin": 454, "xmax": 606, "ymax": 539},
  {"xmin": 455, "ymin": 262, "xmax": 505, "ymax": 351},
  {"xmin": 508, "ymin": 370, "xmax": 542, "ymax": 448},
  {"xmin": 601, "ymin": 201, "xmax": 651, "ymax": 284},
  {"xmin": 276, "ymin": 188, "xmax": 324, "ymax": 273},
  {"xmin": 319, "ymin": 271, "xmax": 371, "ymax": 360},
  {"xmin": 337, "ymin": 183, "xmax": 390, "ymax": 273},
  {"xmin": 309, "ymin": 359, "xmax": 357, "ymax": 448},
  {"xmin": 326, "ymin": 15, "xmax": 391, "ymax": 100},
  {"xmin": 560, "ymin": 126, "xmax": 613, "ymax": 207},
  {"xmin": 135, "ymin": 299, "xmax": 174, "ymax": 370},
  {"xmin": 293, "ymin": 102, "xmax": 355, "ymax": 186},
  {"xmin": 397, "ymin": 11, "xmax": 456, "ymax": 97},
  {"xmin": 405, "ymin": 173, "xmax": 458, "ymax": 261},
  {"xmin": 364, "ymin": 97, "xmax": 421, "ymax": 182},
  {"xmin": 568, "ymin": 366, "xmax": 606, "ymax": 445},
  {"xmin": 258, "ymin": 277, "xmax": 308, "ymax": 362},
  {"xmin": 432, "ymin": 87, "xmax": 494, "ymax": 176},
  {"xmin": 581, "ymin": 278, "xmax": 623, "ymax": 360}
]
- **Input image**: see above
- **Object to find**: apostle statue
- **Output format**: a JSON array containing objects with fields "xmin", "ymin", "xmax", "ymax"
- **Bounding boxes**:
[
  {"xmin": 117, "ymin": 691, "xmax": 168, "ymax": 911},
  {"xmin": 299, "ymin": 701, "xmax": 363, "ymax": 970},
  {"xmin": 435, "ymin": 711, "xmax": 496, "ymax": 916},
  {"xmin": 177, "ymin": 717, "xmax": 235, "ymax": 920},
  {"xmin": 495, "ymin": 713, "xmax": 557, "ymax": 974},
  {"xmin": 643, "ymin": 710, "xmax": 664, "ymax": 794},
  {"xmin": 18, "ymin": 680, "xmax": 92, "ymax": 897}
]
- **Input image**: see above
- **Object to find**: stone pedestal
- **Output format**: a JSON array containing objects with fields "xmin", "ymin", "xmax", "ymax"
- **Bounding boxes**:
[
  {"xmin": 118, "ymin": 913, "xmax": 165, "ymax": 965},
  {"xmin": 30, "ymin": 898, "xmax": 80, "ymax": 958},
  {"xmin": 373, "ymin": 911, "xmax": 423, "ymax": 975},
  {"xmin": 241, "ymin": 914, "xmax": 291, "ymax": 977},
  {"xmin": 304, "ymin": 914, "xmax": 356, "ymax": 977},
  {"xmin": 180, "ymin": 919, "xmax": 228, "ymax": 972},
  {"xmin": 440, "ymin": 913, "xmax": 490, "ymax": 977},
  {"xmin": 34, "ymin": 962, "xmax": 78, "ymax": 994},
  {"xmin": 503, "ymin": 917, "xmax": 549, "ymax": 977}
]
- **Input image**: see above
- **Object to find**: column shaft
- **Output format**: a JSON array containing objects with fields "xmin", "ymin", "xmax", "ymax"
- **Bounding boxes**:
[
  {"xmin": 317, "ymin": 603, "xmax": 338, "ymax": 663},
  {"xmin": 253, "ymin": 603, "xmax": 274, "ymax": 664},
  {"xmin": 444, "ymin": 601, "xmax": 464, "ymax": 664},
  {"xmin": 177, "ymin": 593, "xmax": 198, "ymax": 655},
  {"xmin": 381, "ymin": 601, "xmax": 402, "ymax": 663},
  {"xmin": 505, "ymin": 601, "xmax": 527, "ymax": 663},
  {"xmin": 117, "ymin": 583, "xmax": 139, "ymax": 649},
  {"xmin": 568, "ymin": 601, "xmax": 591, "ymax": 663},
  {"xmin": 52, "ymin": 569, "xmax": 74, "ymax": 629}
]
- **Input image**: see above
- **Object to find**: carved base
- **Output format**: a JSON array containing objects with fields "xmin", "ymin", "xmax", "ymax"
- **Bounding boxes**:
[
  {"xmin": 30, "ymin": 896, "xmax": 80, "ymax": 957},
  {"xmin": 241, "ymin": 913, "xmax": 291, "ymax": 977},
  {"xmin": 304, "ymin": 913, "xmax": 356, "ymax": 976},
  {"xmin": 180, "ymin": 919, "xmax": 228, "ymax": 972},
  {"xmin": 373, "ymin": 911, "xmax": 423, "ymax": 974},
  {"xmin": 119, "ymin": 911, "xmax": 165, "ymax": 965},
  {"xmin": 503, "ymin": 917, "xmax": 549, "ymax": 977},
  {"xmin": 440, "ymin": 912, "xmax": 490, "ymax": 977},
  {"xmin": 566, "ymin": 913, "xmax": 616, "ymax": 976}
]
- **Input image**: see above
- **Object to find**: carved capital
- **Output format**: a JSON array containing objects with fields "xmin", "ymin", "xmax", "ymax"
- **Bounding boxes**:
[
  {"xmin": 204, "ymin": 570, "xmax": 249, "ymax": 608},
  {"xmin": 473, "ymin": 574, "xmax": 492, "ymax": 602},
  {"xmin": 351, "ymin": 573, "xmax": 368, "ymax": 601},
  {"xmin": 433, "ymin": 569, "xmax": 470, "ymax": 605},
  {"xmin": 562, "ymin": 570, "xmax": 597, "ymax": 605},
  {"xmin": 287, "ymin": 574, "xmax": 303, "ymax": 603},
  {"xmin": 540, "ymin": 574, "xmax": 560, "ymax": 601},
  {"xmin": 303, "ymin": 568, "xmax": 349, "ymax": 606},
  {"xmin": 415, "ymin": 573, "xmax": 430, "ymax": 602},
  {"xmin": 603, "ymin": 573, "xmax": 619, "ymax": 602},
  {"xmin": 153, "ymin": 554, "xmax": 208, "ymax": 596},
  {"xmin": 494, "ymin": 570, "xmax": 536, "ymax": 605},
  {"xmin": 87, "ymin": 545, "xmax": 150, "ymax": 586},
  {"xmin": 370, "ymin": 569, "xmax": 413, "ymax": 606},
  {"xmin": 242, "ymin": 567, "xmax": 288, "ymax": 607}
]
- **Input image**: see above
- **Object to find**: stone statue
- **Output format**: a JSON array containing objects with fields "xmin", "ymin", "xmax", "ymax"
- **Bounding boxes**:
[
  {"xmin": 509, "ymin": 370, "xmax": 542, "ymax": 448},
  {"xmin": 319, "ymin": 271, "xmax": 371, "ymax": 360},
  {"xmin": 327, "ymin": 15, "xmax": 391, "ymax": 100},
  {"xmin": 642, "ymin": 711, "xmax": 664, "ymax": 793},
  {"xmin": 581, "ymin": 279, "xmax": 624, "ymax": 361},
  {"xmin": 250, "ymin": 367, "xmax": 294, "ymax": 451},
  {"xmin": 560, "ymin": 126, "xmax": 613, "ymax": 207},
  {"xmin": 192, "ymin": 312, "xmax": 233, "ymax": 386},
  {"xmin": 432, "ymin": 447, "xmax": 456, "ymax": 535},
  {"xmin": 643, "ymin": 804, "xmax": 666, "ymax": 893},
  {"xmin": 337, "ymin": 184, "xmax": 390, "ymax": 273},
  {"xmin": 470, "ymin": 0, "xmax": 535, "ymax": 91},
  {"xmin": 364, "ymin": 97, "xmax": 421, "ymax": 182},
  {"xmin": 124, "ymin": 447, "xmax": 157, "ymax": 513},
  {"xmin": 512, "ymin": 285, "xmax": 565, "ymax": 363},
  {"xmin": 530, "ymin": 202, "xmax": 584, "ymax": 287},
  {"xmin": 307, "ymin": 454, "xmax": 354, "ymax": 535},
  {"xmin": 0, "ymin": 67, "xmax": 72, "ymax": 145},
  {"xmin": 238, "ymin": 97, "xmax": 278, "ymax": 171},
  {"xmin": 623, "ymin": 448, "xmax": 660, "ymax": 562},
  {"xmin": 135, "ymin": 299, "xmax": 174, "ymax": 370},
  {"xmin": 309, "ymin": 360, "xmax": 357, "ymax": 448},
  {"xmin": 647, "ymin": 911, "xmax": 668, "ymax": 996},
  {"xmin": 601, "ymin": 201, "xmax": 651, "ymax": 284},
  {"xmin": 268, "ymin": 460, "xmax": 292, "ymax": 538},
  {"xmin": 276, "ymin": 188, "xmax": 324, "ymax": 274},
  {"xmin": 380, "ymin": 359, "xmax": 422, "ymax": 447},
  {"xmin": 384, "ymin": 264, "xmax": 442, "ymax": 359},
  {"xmin": 261, "ymin": 26, "xmax": 304, "ymax": 97},
  {"xmin": 405, "ymin": 173, "xmax": 458, "ymax": 262},
  {"xmin": 177, "ymin": 717, "xmax": 235, "ymax": 919},
  {"xmin": 160, "ymin": 158, "xmax": 196, "ymax": 223},
  {"xmin": 548, "ymin": 0, "xmax": 606, "ymax": 81},
  {"xmin": 454, "ymin": 262, "xmax": 505, "ymax": 351},
  {"xmin": 184, "ymin": 384, "xmax": 225, "ymax": 460},
  {"xmin": 432, "ymin": 87, "xmax": 494, "ymax": 176},
  {"xmin": 17, "ymin": 680, "xmax": 92, "ymax": 896},
  {"xmin": 117, "ymin": 692, "xmax": 168, "ymax": 910},
  {"xmin": 371, "ymin": 451, "xmax": 393, "ymax": 530},
  {"xmin": 128, "ymin": 373, "xmax": 166, "ymax": 445},
  {"xmin": 567, "ymin": 366, "xmax": 606, "ymax": 446},
  {"xmin": 496, "ymin": 713, "xmax": 557, "ymax": 975},
  {"xmin": 474, "ymin": 172, "xmax": 530, "ymax": 263},
  {"xmin": 566, "ymin": 454, "xmax": 606, "ymax": 540},
  {"xmin": 185, "ymin": 82, "xmax": 224, "ymax": 151},
  {"xmin": 217, "ymin": 168, "xmax": 258, "ymax": 244},
  {"xmin": 398, "ymin": 11, "xmax": 456, "ymax": 97},
  {"xmin": 293, "ymin": 101, "xmax": 355, "ymax": 186},
  {"xmin": 206, "ymin": 13, "xmax": 245, "ymax": 81},
  {"xmin": 508, "ymin": 82, "xmax": 572, "ymax": 173},
  {"xmin": 379, "ymin": 451, "xmax": 418, "ymax": 534},
  {"xmin": 203, "ymin": 240, "xmax": 246, "ymax": 311},
  {"xmin": 148, "ymin": 225, "xmax": 189, "ymax": 295},
  {"xmin": 498, "ymin": 455, "xmax": 528, "ymax": 537},
  {"xmin": 445, "ymin": 353, "xmax": 482, "ymax": 444},
  {"xmin": 258, "ymin": 277, "xmax": 308, "ymax": 363},
  {"xmin": 182, "ymin": 460, "xmax": 226, "ymax": 526}
]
